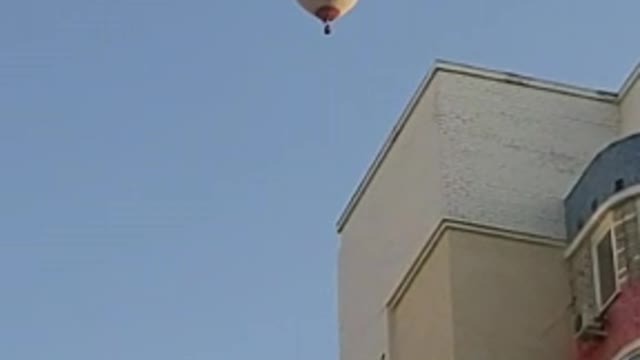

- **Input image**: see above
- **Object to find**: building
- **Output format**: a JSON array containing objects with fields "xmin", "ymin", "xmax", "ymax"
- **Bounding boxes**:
[{"xmin": 335, "ymin": 60, "xmax": 640, "ymax": 360}]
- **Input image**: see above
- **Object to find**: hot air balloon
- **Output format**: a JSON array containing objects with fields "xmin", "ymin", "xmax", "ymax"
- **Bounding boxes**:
[{"xmin": 297, "ymin": 0, "xmax": 359, "ymax": 35}]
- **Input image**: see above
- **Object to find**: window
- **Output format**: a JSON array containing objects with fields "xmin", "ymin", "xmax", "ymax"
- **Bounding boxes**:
[
  {"xmin": 613, "ymin": 339, "xmax": 640, "ymax": 360},
  {"xmin": 593, "ymin": 228, "xmax": 619, "ymax": 311},
  {"xmin": 621, "ymin": 349, "xmax": 640, "ymax": 360}
]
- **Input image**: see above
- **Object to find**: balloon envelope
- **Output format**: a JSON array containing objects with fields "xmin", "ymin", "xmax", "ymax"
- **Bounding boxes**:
[{"xmin": 297, "ymin": 0, "xmax": 358, "ymax": 22}]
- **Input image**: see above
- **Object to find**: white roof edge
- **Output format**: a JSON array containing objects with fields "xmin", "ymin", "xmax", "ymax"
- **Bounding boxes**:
[
  {"xmin": 335, "ymin": 59, "xmax": 622, "ymax": 234},
  {"xmin": 619, "ymin": 61, "xmax": 640, "ymax": 101},
  {"xmin": 434, "ymin": 59, "xmax": 618, "ymax": 101}
]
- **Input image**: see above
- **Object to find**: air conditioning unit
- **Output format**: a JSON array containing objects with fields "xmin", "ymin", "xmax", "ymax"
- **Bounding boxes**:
[{"xmin": 573, "ymin": 310, "xmax": 606, "ymax": 340}]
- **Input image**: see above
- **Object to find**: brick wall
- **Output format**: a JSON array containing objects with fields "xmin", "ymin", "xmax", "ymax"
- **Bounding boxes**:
[
  {"xmin": 436, "ymin": 72, "xmax": 619, "ymax": 239},
  {"xmin": 569, "ymin": 198, "xmax": 640, "ymax": 360},
  {"xmin": 573, "ymin": 280, "xmax": 640, "ymax": 360},
  {"xmin": 568, "ymin": 198, "xmax": 639, "ymax": 326}
]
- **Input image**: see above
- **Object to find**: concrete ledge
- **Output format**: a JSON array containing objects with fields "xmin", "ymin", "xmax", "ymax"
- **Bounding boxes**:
[{"xmin": 386, "ymin": 217, "xmax": 564, "ymax": 309}]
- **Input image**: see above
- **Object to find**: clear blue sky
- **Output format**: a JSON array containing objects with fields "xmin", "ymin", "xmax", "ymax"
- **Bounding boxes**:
[{"xmin": 1, "ymin": 0, "xmax": 639, "ymax": 359}]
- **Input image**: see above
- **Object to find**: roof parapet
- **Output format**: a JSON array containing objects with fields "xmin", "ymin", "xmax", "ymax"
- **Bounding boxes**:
[{"xmin": 336, "ymin": 59, "xmax": 632, "ymax": 234}]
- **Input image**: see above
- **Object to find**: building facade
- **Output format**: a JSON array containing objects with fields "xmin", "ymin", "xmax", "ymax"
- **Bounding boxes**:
[{"xmin": 336, "ymin": 60, "xmax": 640, "ymax": 360}]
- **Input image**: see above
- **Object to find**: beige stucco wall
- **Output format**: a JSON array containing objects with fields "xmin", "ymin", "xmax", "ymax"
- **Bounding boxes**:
[
  {"xmin": 338, "ymin": 80, "xmax": 442, "ymax": 360},
  {"xmin": 386, "ymin": 227, "xmax": 571, "ymax": 360},
  {"xmin": 388, "ymin": 237, "xmax": 454, "ymax": 360},
  {"xmin": 620, "ymin": 74, "xmax": 640, "ymax": 136},
  {"xmin": 448, "ymin": 229, "xmax": 571, "ymax": 360}
]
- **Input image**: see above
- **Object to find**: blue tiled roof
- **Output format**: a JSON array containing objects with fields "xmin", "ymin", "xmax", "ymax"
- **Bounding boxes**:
[{"xmin": 565, "ymin": 133, "xmax": 640, "ymax": 239}]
